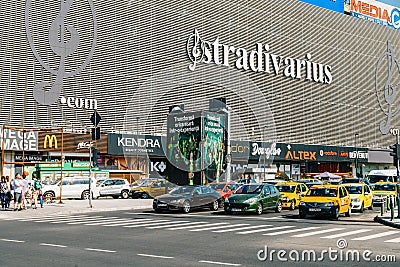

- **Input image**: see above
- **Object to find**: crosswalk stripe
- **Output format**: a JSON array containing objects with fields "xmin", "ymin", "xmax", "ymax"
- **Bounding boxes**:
[
  {"xmin": 351, "ymin": 231, "xmax": 399, "ymax": 241},
  {"xmin": 122, "ymin": 220, "xmax": 171, "ymax": 228},
  {"xmin": 320, "ymin": 229, "xmax": 372, "ymax": 239},
  {"xmin": 123, "ymin": 220, "xmax": 189, "ymax": 228},
  {"xmin": 189, "ymin": 223, "xmax": 250, "ymax": 232},
  {"xmin": 41, "ymin": 216, "xmax": 104, "ymax": 223},
  {"xmin": 18, "ymin": 215, "xmax": 73, "ymax": 221},
  {"xmin": 103, "ymin": 219, "xmax": 156, "ymax": 227},
  {"xmin": 23, "ymin": 215, "xmax": 92, "ymax": 222},
  {"xmin": 67, "ymin": 217, "xmax": 119, "ymax": 225},
  {"xmin": 212, "ymin": 225, "xmax": 272, "ymax": 233},
  {"xmin": 237, "ymin": 226, "xmax": 294, "ymax": 235},
  {"xmin": 167, "ymin": 222, "xmax": 229, "ymax": 230},
  {"xmin": 291, "ymin": 228, "xmax": 345, "ymax": 237},
  {"xmin": 263, "ymin": 227, "xmax": 320, "ymax": 236},
  {"xmin": 84, "ymin": 218, "xmax": 141, "ymax": 226},
  {"xmin": 146, "ymin": 221, "xmax": 208, "ymax": 229},
  {"xmin": 384, "ymin": 237, "xmax": 400, "ymax": 243}
]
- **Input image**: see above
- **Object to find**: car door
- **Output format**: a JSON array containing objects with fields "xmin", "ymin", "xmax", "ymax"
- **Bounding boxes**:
[
  {"xmin": 100, "ymin": 179, "xmax": 114, "ymax": 195},
  {"xmin": 191, "ymin": 187, "xmax": 203, "ymax": 207},
  {"xmin": 269, "ymin": 185, "xmax": 280, "ymax": 208},
  {"xmin": 261, "ymin": 185, "xmax": 271, "ymax": 209},
  {"xmin": 113, "ymin": 179, "xmax": 125, "ymax": 195},
  {"xmin": 149, "ymin": 180, "xmax": 165, "ymax": 197},
  {"xmin": 339, "ymin": 187, "xmax": 350, "ymax": 213},
  {"xmin": 364, "ymin": 185, "xmax": 373, "ymax": 208},
  {"xmin": 60, "ymin": 179, "xmax": 72, "ymax": 198}
]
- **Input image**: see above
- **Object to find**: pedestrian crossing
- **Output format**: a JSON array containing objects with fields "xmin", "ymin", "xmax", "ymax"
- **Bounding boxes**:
[{"xmin": 2, "ymin": 215, "xmax": 400, "ymax": 243}]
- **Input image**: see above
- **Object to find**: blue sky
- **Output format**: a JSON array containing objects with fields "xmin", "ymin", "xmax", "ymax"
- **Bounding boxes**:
[{"xmin": 378, "ymin": 0, "xmax": 400, "ymax": 8}]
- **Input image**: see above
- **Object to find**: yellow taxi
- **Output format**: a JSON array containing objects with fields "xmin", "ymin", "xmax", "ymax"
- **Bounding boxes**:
[
  {"xmin": 299, "ymin": 184, "xmax": 351, "ymax": 219},
  {"xmin": 275, "ymin": 181, "xmax": 308, "ymax": 210},
  {"xmin": 372, "ymin": 182, "xmax": 398, "ymax": 207},
  {"xmin": 343, "ymin": 183, "xmax": 373, "ymax": 212},
  {"xmin": 130, "ymin": 178, "xmax": 175, "ymax": 199}
]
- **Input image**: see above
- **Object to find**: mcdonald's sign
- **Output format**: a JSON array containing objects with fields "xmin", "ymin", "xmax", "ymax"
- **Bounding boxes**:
[{"xmin": 44, "ymin": 135, "xmax": 58, "ymax": 149}]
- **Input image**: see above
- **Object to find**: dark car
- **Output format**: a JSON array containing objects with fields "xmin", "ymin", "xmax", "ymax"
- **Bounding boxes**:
[
  {"xmin": 341, "ymin": 177, "xmax": 371, "ymax": 186},
  {"xmin": 153, "ymin": 185, "xmax": 221, "ymax": 213}
]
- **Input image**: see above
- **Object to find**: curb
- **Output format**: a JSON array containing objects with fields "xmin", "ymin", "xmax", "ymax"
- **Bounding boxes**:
[{"xmin": 374, "ymin": 215, "xmax": 400, "ymax": 229}]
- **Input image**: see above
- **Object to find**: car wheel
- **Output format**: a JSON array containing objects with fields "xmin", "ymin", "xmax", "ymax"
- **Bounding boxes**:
[
  {"xmin": 275, "ymin": 200, "xmax": 282, "ymax": 213},
  {"xmin": 112, "ymin": 195, "xmax": 119, "ymax": 199},
  {"xmin": 182, "ymin": 200, "xmax": 191, "ymax": 213},
  {"xmin": 256, "ymin": 202, "xmax": 263, "ymax": 215},
  {"xmin": 141, "ymin": 193, "xmax": 149, "ymax": 199},
  {"xmin": 43, "ymin": 191, "xmax": 55, "ymax": 203},
  {"xmin": 210, "ymin": 200, "xmax": 219, "ymax": 211},
  {"xmin": 299, "ymin": 211, "xmax": 306, "ymax": 219},
  {"xmin": 290, "ymin": 199, "xmax": 296, "ymax": 210},
  {"xmin": 359, "ymin": 202, "xmax": 364, "ymax": 213},
  {"xmin": 121, "ymin": 190, "xmax": 129, "ymax": 199},
  {"xmin": 332, "ymin": 207, "xmax": 339, "ymax": 220},
  {"xmin": 81, "ymin": 190, "xmax": 90, "ymax": 200},
  {"xmin": 345, "ymin": 206, "xmax": 351, "ymax": 217},
  {"xmin": 368, "ymin": 204, "xmax": 373, "ymax": 210},
  {"xmin": 219, "ymin": 198, "xmax": 225, "ymax": 209}
]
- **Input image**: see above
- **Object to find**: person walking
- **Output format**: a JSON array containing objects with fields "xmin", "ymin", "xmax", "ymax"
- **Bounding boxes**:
[
  {"xmin": 6, "ymin": 176, "xmax": 12, "ymax": 209},
  {"xmin": 13, "ymin": 173, "xmax": 24, "ymax": 211},
  {"xmin": 31, "ymin": 174, "xmax": 42, "ymax": 209},
  {"xmin": 0, "ymin": 176, "xmax": 9, "ymax": 210}
]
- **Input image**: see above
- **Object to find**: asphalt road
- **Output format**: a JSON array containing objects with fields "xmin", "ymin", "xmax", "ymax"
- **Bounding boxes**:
[{"xmin": 0, "ymin": 207, "xmax": 398, "ymax": 267}]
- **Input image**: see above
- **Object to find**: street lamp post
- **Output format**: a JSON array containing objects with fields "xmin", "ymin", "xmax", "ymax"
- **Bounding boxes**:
[
  {"xmin": 263, "ymin": 126, "xmax": 267, "ymax": 181},
  {"xmin": 136, "ymin": 117, "xmax": 139, "ymax": 170},
  {"xmin": 354, "ymin": 133, "xmax": 359, "ymax": 178}
]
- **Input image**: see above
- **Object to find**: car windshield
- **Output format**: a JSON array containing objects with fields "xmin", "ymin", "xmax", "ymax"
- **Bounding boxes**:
[
  {"xmin": 169, "ymin": 186, "xmax": 194, "ymax": 194},
  {"xmin": 139, "ymin": 180, "xmax": 154, "ymax": 187},
  {"xmin": 344, "ymin": 186, "xmax": 362, "ymax": 194},
  {"xmin": 235, "ymin": 185, "xmax": 263, "ymax": 194},
  {"xmin": 368, "ymin": 175, "xmax": 390, "ymax": 184},
  {"xmin": 209, "ymin": 184, "xmax": 225, "ymax": 190},
  {"xmin": 373, "ymin": 184, "xmax": 396, "ymax": 191},
  {"xmin": 276, "ymin": 185, "xmax": 295, "ymax": 193},
  {"xmin": 307, "ymin": 188, "xmax": 337, "ymax": 197},
  {"xmin": 342, "ymin": 178, "xmax": 359, "ymax": 184}
]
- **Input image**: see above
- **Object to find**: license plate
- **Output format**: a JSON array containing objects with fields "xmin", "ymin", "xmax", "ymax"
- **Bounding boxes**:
[
  {"xmin": 309, "ymin": 208, "xmax": 321, "ymax": 212},
  {"xmin": 158, "ymin": 203, "xmax": 167, "ymax": 207},
  {"xmin": 231, "ymin": 208, "xmax": 242, "ymax": 212}
]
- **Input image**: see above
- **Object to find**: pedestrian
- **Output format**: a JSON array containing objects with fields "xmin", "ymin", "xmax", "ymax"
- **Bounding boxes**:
[
  {"xmin": 6, "ymin": 176, "xmax": 13, "ymax": 209},
  {"xmin": 21, "ymin": 173, "xmax": 29, "ymax": 210},
  {"xmin": 13, "ymin": 173, "xmax": 24, "ymax": 211},
  {"xmin": 31, "ymin": 173, "xmax": 42, "ymax": 209},
  {"xmin": 0, "ymin": 176, "xmax": 9, "ymax": 210}
]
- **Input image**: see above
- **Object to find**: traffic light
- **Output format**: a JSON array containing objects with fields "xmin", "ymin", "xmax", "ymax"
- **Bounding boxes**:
[
  {"xmin": 93, "ymin": 149, "xmax": 101, "ymax": 167},
  {"xmin": 389, "ymin": 144, "xmax": 400, "ymax": 166}
]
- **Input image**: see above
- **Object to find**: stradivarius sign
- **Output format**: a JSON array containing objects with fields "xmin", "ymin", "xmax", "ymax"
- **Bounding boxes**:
[{"xmin": 186, "ymin": 29, "xmax": 333, "ymax": 84}]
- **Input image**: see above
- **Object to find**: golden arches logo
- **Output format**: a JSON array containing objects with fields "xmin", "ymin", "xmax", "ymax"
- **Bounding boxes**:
[{"xmin": 44, "ymin": 135, "xmax": 58, "ymax": 149}]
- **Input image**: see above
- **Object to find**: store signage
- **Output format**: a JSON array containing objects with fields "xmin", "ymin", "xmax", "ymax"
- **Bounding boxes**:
[
  {"xmin": 44, "ymin": 135, "xmax": 58, "ymax": 149},
  {"xmin": 15, "ymin": 154, "xmax": 43, "ymax": 162},
  {"xmin": 77, "ymin": 142, "xmax": 92, "ymax": 150},
  {"xmin": 375, "ymin": 41, "xmax": 400, "ymax": 135},
  {"xmin": 251, "ymin": 142, "xmax": 282, "ymax": 159},
  {"xmin": 60, "ymin": 96, "xmax": 98, "ymax": 110},
  {"xmin": 350, "ymin": 0, "xmax": 400, "ymax": 30},
  {"xmin": 298, "ymin": 0, "xmax": 344, "ymax": 13},
  {"xmin": 186, "ymin": 29, "xmax": 333, "ymax": 84},
  {"xmin": 285, "ymin": 150, "xmax": 317, "ymax": 161},
  {"xmin": 0, "ymin": 127, "xmax": 38, "ymax": 151},
  {"xmin": 26, "ymin": 0, "xmax": 97, "ymax": 106},
  {"xmin": 108, "ymin": 134, "xmax": 163, "ymax": 156},
  {"xmin": 150, "ymin": 160, "xmax": 167, "ymax": 173}
]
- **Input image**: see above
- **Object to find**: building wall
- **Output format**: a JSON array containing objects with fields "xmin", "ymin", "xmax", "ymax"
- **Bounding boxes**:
[{"xmin": 1, "ymin": 0, "xmax": 400, "ymax": 149}]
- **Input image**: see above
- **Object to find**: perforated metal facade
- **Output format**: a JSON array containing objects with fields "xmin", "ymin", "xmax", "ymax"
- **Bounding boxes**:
[{"xmin": 0, "ymin": 0, "xmax": 400, "ymax": 149}]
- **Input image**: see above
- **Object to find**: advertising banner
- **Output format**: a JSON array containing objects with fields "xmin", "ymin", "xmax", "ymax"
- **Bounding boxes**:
[
  {"xmin": 348, "ymin": 0, "xmax": 400, "ymax": 30},
  {"xmin": 107, "ymin": 133, "xmax": 163, "ymax": 156},
  {"xmin": 299, "ymin": 0, "xmax": 345, "ymax": 13},
  {"xmin": 0, "ymin": 126, "xmax": 38, "ymax": 151}
]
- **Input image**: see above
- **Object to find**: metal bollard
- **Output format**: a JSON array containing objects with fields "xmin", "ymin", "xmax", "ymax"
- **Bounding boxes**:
[
  {"xmin": 381, "ymin": 198, "xmax": 385, "ymax": 216},
  {"xmin": 390, "ymin": 196, "xmax": 395, "ymax": 221}
]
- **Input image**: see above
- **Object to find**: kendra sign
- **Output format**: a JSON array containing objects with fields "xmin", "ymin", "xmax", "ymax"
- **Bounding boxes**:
[{"xmin": 186, "ymin": 29, "xmax": 333, "ymax": 84}]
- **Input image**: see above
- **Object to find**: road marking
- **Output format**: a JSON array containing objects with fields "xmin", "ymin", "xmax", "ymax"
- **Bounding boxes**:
[
  {"xmin": 237, "ymin": 226, "xmax": 294, "ymax": 235},
  {"xmin": 40, "ymin": 243, "xmax": 67, "ymax": 248},
  {"xmin": 291, "ymin": 228, "xmax": 345, "ymax": 237},
  {"xmin": 0, "ymin": 238, "xmax": 25, "ymax": 243},
  {"xmin": 137, "ymin": 253, "xmax": 174, "ymax": 259},
  {"xmin": 212, "ymin": 225, "xmax": 272, "ymax": 233},
  {"xmin": 84, "ymin": 218, "xmax": 141, "ymax": 226},
  {"xmin": 67, "ymin": 217, "xmax": 119, "ymax": 225},
  {"xmin": 190, "ymin": 223, "xmax": 250, "ymax": 232},
  {"xmin": 199, "ymin": 260, "xmax": 241, "ymax": 266},
  {"xmin": 320, "ymin": 229, "xmax": 372, "ymax": 239},
  {"xmin": 125, "ymin": 212, "xmax": 281, "ymax": 220},
  {"xmin": 122, "ymin": 220, "xmax": 171, "ymax": 228},
  {"xmin": 85, "ymin": 248, "xmax": 116, "ymax": 253},
  {"xmin": 103, "ymin": 219, "xmax": 156, "ymax": 227},
  {"xmin": 123, "ymin": 220, "xmax": 188, "ymax": 228},
  {"xmin": 18, "ymin": 214, "xmax": 73, "ymax": 221},
  {"xmin": 167, "ymin": 222, "xmax": 229, "ymax": 230},
  {"xmin": 351, "ymin": 231, "xmax": 400, "ymax": 241},
  {"xmin": 384, "ymin": 237, "xmax": 400, "ymax": 243},
  {"xmin": 147, "ymin": 221, "xmax": 208, "ymax": 229},
  {"xmin": 263, "ymin": 227, "xmax": 320, "ymax": 236},
  {"xmin": 25, "ymin": 215, "xmax": 92, "ymax": 222}
]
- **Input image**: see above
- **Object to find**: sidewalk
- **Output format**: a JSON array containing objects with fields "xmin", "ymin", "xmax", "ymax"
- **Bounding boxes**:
[
  {"xmin": 374, "ymin": 207, "xmax": 400, "ymax": 229},
  {"xmin": 0, "ymin": 198, "xmax": 153, "ymax": 219}
]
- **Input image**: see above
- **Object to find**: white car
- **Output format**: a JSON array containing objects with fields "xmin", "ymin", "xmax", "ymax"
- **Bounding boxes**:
[
  {"xmin": 42, "ymin": 176, "xmax": 100, "ymax": 200},
  {"xmin": 98, "ymin": 178, "xmax": 131, "ymax": 199}
]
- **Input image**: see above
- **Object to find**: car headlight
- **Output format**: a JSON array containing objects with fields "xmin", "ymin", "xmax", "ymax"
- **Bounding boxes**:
[
  {"xmin": 244, "ymin": 197, "xmax": 258, "ymax": 204},
  {"xmin": 170, "ymin": 199, "xmax": 181, "ymax": 204},
  {"xmin": 324, "ymin": 202, "xmax": 335, "ymax": 207},
  {"xmin": 351, "ymin": 198, "xmax": 360, "ymax": 203},
  {"xmin": 299, "ymin": 202, "xmax": 306, "ymax": 206},
  {"xmin": 282, "ymin": 197, "xmax": 289, "ymax": 202}
]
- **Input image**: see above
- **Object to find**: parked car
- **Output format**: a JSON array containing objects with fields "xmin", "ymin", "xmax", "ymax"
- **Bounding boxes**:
[
  {"xmin": 372, "ymin": 182, "xmax": 398, "ymax": 207},
  {"xmin": 224, "ymin": 183, "xmax": 282, "ymax": 215},
  {"xmin": 299, "ymin": 184, "xmax": 351, "ymax": 220},
  {"xmin": 98, "ymin": 178, "xmax": 131, "ymax": 199},
  {"xmin": 131, "ymin": 178, "xmax": 176, "ymax": 199},
  {"xmin": 42, "ymin": 176, "xmax": 100, "ymax": 201},
  {"xmin": 275, "ymin": 181, "xmax": 308, "ymax": 210},
  {"xmin": 207, "ymin": 182, "xmax": 239, "ymax": 207},
  {"xmin": 343, "ymin": 183, "xmax": 373, "ymax": 212},
  {"xmin": 153, "ymin": 185, "xmax": 221, "ymax": 213}
]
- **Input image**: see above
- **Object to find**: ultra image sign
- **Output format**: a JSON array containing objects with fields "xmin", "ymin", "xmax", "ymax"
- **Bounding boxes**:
[{"xmin": 349, "ymin": 0, "xmax": 400, "ymax": 30}]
